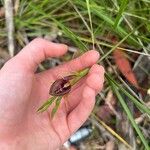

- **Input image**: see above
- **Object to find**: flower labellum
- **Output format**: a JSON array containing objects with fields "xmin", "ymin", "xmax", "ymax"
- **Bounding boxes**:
[{"xmin": 49, "ymin": 75, "xmax": 76, "ymax": 96}]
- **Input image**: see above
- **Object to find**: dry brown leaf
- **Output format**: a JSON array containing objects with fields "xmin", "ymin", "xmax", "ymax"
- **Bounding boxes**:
[{"xmin": 0, "ymin": 7, "xmax": 5, "ymax": 17}]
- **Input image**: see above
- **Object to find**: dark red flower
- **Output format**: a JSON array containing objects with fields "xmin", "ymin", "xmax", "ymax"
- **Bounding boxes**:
[{"xmin": 49, "ymin": 75, "xmax": 76, "ymax": 96}]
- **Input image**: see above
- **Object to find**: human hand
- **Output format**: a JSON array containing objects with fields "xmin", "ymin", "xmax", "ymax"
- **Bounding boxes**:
[{"xmin": 0, "ymin": 38, "xmax": 105, "ymax": 150}]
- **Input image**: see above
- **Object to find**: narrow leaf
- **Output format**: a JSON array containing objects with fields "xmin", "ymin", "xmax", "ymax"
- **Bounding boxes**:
[
  {"xmin": 105, "ymin": 73, "xmax": 150, "ymax": 116},
  {"xmin": 114, "ymin": 0, "xmax": 128, "ymax": 28},
  {"xmin": 51, "ymin": 96, "xmax": 63, "ymax": 118},
  {"xmin": 109, "ymin": 81, "xmax": 149, "ymax": 150},
  {"xmin": 37, "ymin": 96, "xmax": 57, "ymax": 113},
  {"xmin": 92, "ymin": 113, "xmax": 132, "ymax": 149},
  {"xmin": 86, "ymin": 0, "xmax": 95, "ymax": 49},
  {"xmin": 98, "ymin": 23, "xmax": 143, "ymax": 62}
]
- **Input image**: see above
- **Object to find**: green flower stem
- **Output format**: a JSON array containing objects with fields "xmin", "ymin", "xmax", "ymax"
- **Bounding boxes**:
[
  {"xmin": 37, "ymin": 96, "xmax": 57, "ymax": 113},
  {"xmin": 70, "ymin": 68, "xmax": 90, "ymax": 86}
]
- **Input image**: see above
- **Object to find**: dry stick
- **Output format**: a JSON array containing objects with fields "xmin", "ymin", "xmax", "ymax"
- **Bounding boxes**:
[
  {"xmin": 91, "ymin": 113, "xmax": 132, "ymax": 149},
  {"xmin": 14, "ymin": 0, "xmax": 20, "ymax": 14},
  {"xmin": 4, "ymin": 0, "xmax": 14, "ymax": 57}
]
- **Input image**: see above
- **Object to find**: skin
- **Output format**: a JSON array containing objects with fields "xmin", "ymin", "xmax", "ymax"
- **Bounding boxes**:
[{"xmin": 0, "ymin": 38, "xmax": 105, "ymax": 150}]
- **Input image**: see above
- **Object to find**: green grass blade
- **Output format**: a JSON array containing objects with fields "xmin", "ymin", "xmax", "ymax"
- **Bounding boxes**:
[
  {"xmin": 86, "ymin": 0, "xmax": 95, "ymax": 49},
  {"xmin": 25, "ymin": 2, "xmax": 88, "ymax": 52},
  {"xmin": 105, "ymin": 73, "xmax": 150, "ymax": 116},
  {"xmin": 98, "ymin": 23, "xmax": 143, "ymax": 62},
  {"xmin": 114, "ymin": 0, "xmax": 128, "ymax": 28},
  {"xmin": 90, "ymin": 5, "xmax": 140, "ymax": 46},
  {"xmin": 74, "ymin": 1, "xmax": 139, "ymax": 46},
  {"xmin": 109, "ymin": 80, "xmax": 149, "ymax": 150},
  {"xmin": 53, "ymin": 20, "xmax": 88, "ymax": 52},
  {"xmin": 69, "ymin": 0, "xmax": 91, "ymax": 33}
]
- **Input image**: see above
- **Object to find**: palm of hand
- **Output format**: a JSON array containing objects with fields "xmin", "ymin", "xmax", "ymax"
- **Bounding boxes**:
[{"xmin": 0, "ymin": 38, "xmax": 104, "ymax": 150}]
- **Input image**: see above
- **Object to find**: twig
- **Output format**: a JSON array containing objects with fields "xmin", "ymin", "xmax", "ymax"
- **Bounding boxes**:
[
  {"xmin": 91, "ymin": 113, "xmax": 132, "ymax": 149},
  {"xmin": 14, "ymin": 0, "xmax": 20, "ymax": 14},
  {"xmin": 4, "ymin": 0, "xmax": 15, "ymax": 57}
]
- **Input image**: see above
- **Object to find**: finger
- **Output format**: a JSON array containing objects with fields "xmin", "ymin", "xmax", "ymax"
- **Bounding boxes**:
[
  {"xmin": 67, "ymin": 65, "xmax": 105, "ymax": 133},
  {"xmin": 86, "ymin": 64, "xmax": 105, "ymax": 93},
  {"xmin": 37, "ymin": 50, "xmax": 100, "ymax": 84},
  {"xmin": 67, "ymin": 85, "xmax": 95, "ymax": 133},
  {"xmin": 51, "ymin": 50, "xmax": 100, "ymax": 76},
  {"xmin": 3, "ymin": 38, "xmax": 68, "ymax": 72},
  {"xmin": 89, "ymin": 64, "xmax": 105, "ymax": 75},
  {"xmin": 66, "ymin": 64, "xmax": 105, "ymax": 112}
]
